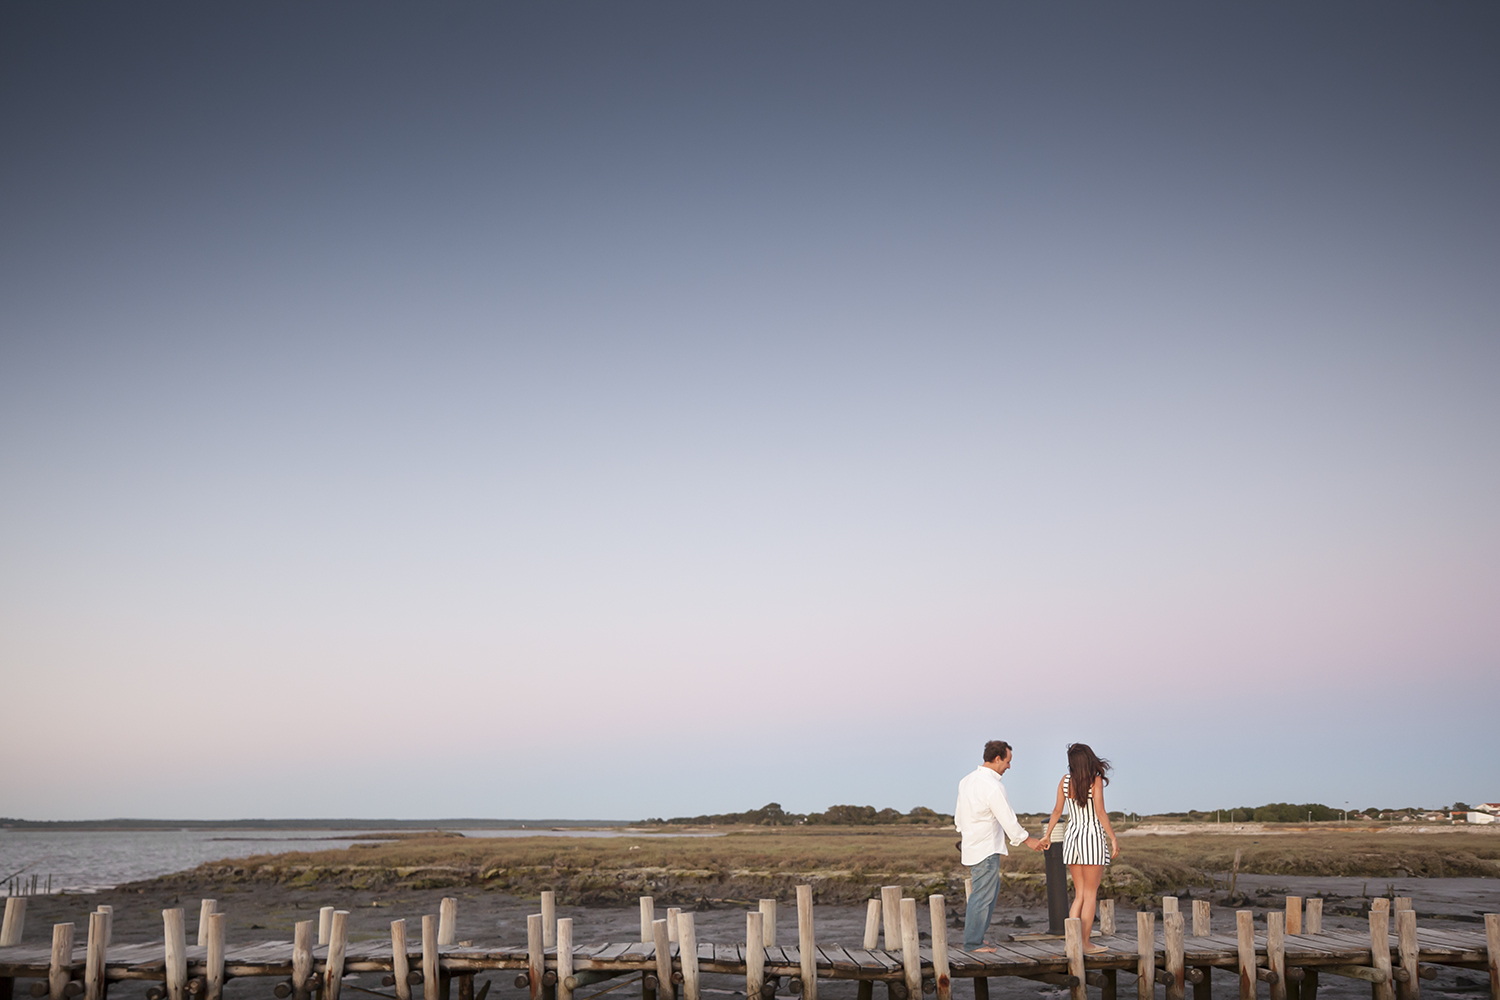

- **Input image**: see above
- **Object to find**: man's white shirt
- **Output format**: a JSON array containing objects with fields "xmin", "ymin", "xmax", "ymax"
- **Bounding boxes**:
[{"xmin": 954, "ymin": 764, "xmax": 1030, "ymax": 866}]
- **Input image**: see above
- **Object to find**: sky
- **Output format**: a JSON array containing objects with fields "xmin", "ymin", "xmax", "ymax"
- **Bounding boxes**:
[{"xmin": 2, "ymin": 4, "xmax": 1496, "ymax": 823}]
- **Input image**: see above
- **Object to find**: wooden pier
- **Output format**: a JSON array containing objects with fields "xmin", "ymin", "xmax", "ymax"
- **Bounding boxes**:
[{"xmin": 3, "ymin": 891, "xmax": 1497, "ymax": 1000}]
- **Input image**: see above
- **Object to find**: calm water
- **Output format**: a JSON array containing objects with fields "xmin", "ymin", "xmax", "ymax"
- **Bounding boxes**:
[{"xmin": 0, "ymin": 828, "xmax": 719, "ymax": 894}]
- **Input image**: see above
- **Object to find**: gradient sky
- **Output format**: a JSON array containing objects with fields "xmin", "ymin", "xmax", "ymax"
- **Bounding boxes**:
[{"xmin": 2, "ymin": 4, "xmax": 1496, "ymax": 823}]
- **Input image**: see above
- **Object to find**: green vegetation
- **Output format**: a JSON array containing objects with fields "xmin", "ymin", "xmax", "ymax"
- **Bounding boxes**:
[{"xmin": 639, "ymin": 802, "xmax": 953, "ymax": 826}]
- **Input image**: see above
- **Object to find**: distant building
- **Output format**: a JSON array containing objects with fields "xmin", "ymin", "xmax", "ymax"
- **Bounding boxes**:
[
  {"xmin": 1465, "ymin": 811, "xmax": 1497, "ymax": 825},
  {"xmin": 1476, "ymin": 803, "xmax": 1500, "ymax": 814}
]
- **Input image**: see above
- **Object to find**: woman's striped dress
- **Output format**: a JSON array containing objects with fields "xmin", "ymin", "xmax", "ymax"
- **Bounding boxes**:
[{"xmin": 1062, "ymin": 774, "xmax": 1111, "ymax": 866}]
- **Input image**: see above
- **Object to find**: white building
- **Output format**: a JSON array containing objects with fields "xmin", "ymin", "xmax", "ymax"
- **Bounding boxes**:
[{"xmin": 1465, "ymin": 811, "xmax": 1497, "ymax": 824}]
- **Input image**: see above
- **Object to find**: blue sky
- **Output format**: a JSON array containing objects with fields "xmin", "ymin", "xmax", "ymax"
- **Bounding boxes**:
[{"xmin": 1, "ymin": 4, "xmax": 1496, "ymax": 821}]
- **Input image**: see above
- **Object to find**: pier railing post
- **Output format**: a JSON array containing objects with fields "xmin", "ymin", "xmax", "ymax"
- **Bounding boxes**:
[
  {"xmin": 85, "ymin": 911, "xmax": 106, "ymax": 1000},
  {"xmin": 1138, "ymin": 911, "xmax": 1156, "ymax": 1000},
  {"xmin": 1304, "ymin": 901, "xmax": 1322, "ymax": 936},
  {"xmin": 1193, "ymin": 902, "xmax": 1210, "ymax": 938},
  {"xmin": 651, "ymin": 919, "xmax": 672, "ymax": 1000},
  {"xmin": 1064, "ymin": 917, "xmax": 1086, "ymax": 1000},
  {"xmin": 422, "ymin": 914, "xmax": 439, "ymax": 1000},
  {"xmin": 678, "ymin": 912, "xmax": 700, "ymax": 1000},
  {"xmin": 163, "ymin": 910, "xmax": 186, "ymax": 1000},
  {"xmin": 1482, "ymin": 914, "xmax": 1497, "ymax": 1000},
  {"xmin": 198, "ymin": 901, "xmax": 218, "ymax": 949},
  {"xmin": 391, "ymin": 920, "xmax": 411, "ymax": 1000},
  {"xmin": 439, "ymin": 899, "xmax": 458, "ymax": 947},
  {"xmin": 326, "ymin": 911, "xmax": 349, "ymax": 1000},
  {"xmin": 881, "ymin": 888, "xmax": 901, "ymax": 953},
  {"xmin": 1236, "ymin": 911, "xmax": 1255, "ymax": 1000},
  {"xmin": 1395, "ymin": 910, "xmax": 1419, "ymax": 1000},
  {"xmin": 528, "ymin": 914, "xmax": 545, "ymax": 1000},
  {"xmin": 206, "ymin": 912, "xmax": 226, "ymax": 1000},
  {"xmin": 319, "ymin": 908, "xmax": 334, "ymax": 947},
  {"xmin": 1100, "ymin": 900, "xmax": 1116, "ymax": 937},
  {"xmin": 1266, "ymin": 913, "xmax": 1285, "ymax": 1000},
  {"xmin": 641, "ymin": 899, "xmax": 656, "ymax": 945},
  {"xmin": 1, "ymin": 898, "xmax": 26, "ymax": 946},
  {"xmin": 899, "ymin": 898, "xmax": 920, "ymax": 1000},
  {"xmin": 542, "ymin": 893, "xmax": 557, "ymax": 949},
  {"xmin": 49, "ymin": 923, "xmax": 75, "ymax": 1000},
  {"xmin": 1369, "ymin": 904, "xmax": 1394, "ymax": 1000},
  {"xmin": 667, "ymin": 910, "xmax": 681, "ymax": 944},
  {"xmin": 1166, "ymin": 911, "xmax": 1186, "ymax": 1000},
  {"xmin": 746, "ymin": 911, "xmax": 765, "ymax": 1000},
  {"xmin": 930, "ymin": 895, "xmax": 951, "ymax": 1000},
  {"xmin": 557, "ymin": 918, "xmax": 574, "ymax": 1000},
  {"xmin": 291, "ymin": 921, "xmax": 313, "ymax": 1000},
  {"xmin": 759, "ymin": 901, "xmax": 777, "ymax": 951},
  {"xmin": 1286, "ymin": 899, "xmax": 1302, "ymax": 937},
  {"xmin": 798, "ymin": 885, "xmax": 818, "ymax": 1000}
]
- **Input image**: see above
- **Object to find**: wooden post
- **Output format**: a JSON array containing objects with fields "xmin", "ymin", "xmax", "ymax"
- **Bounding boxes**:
[
  {"xmin": 1304, "ymin": 901, "xmax": 1322, "ymax": 936},
  {"xmin": 679, "ymin": 912, "xmax": 700, "ymax": 1000},
  {"xmin": 641, "ymin": 898, "xmax": 656, "ymax": 944},
  {"xmin": 1100, "ymin": 900, "xmax": 1116, "ymax": 936},
  {"xmin": 1483, "ymin": 913, "xmax": 1498, "ymax": 1000},
  {"xmin": 899, "ymin": 898, "xmax": 921, "ymax": 1000},
  {"xmin": 422, "ymin": 914, "xmax": 440, "ymax": 1000},
  {"xmin": 746, "ymin": 911, "xmax": 765, "ymax": 1000},
  {"xmin": 292, "ymin": 921, "xmax": 313, "ymax": 1000},
  {"xmin": 1392, "ymin": 899, "xmax": 1412, "ymax": 914},
  {"xmin": 1369, "ymin": 907, "xmax": 1394, "ymax": 1000},
  {"xmin": 667, "ymin": 909, "xmax": 681, "ymax": 944},
  {"xmin": 1138, "ymin": 911, "xmax": 1157, "ymax": 1000},
  {"xmin": 1164, "ymin": 897, "xmax": 1180, "ymax": 917},
  {"xmin": 206, "ymin": 912, "xmax": 226, "ymax": 1000},
  {"xmin": 798, "ymin": 885, "xmax": 819, "ymax": 1000},
  {"xmin": 1228, "ymin": 850, "xmax": 1242, "ymax": 899},
  {"xmin": 85, "ymin": 912, "xmax": 107, "ymax": 1000},
  {"xmin": 759, "ymin": 900, "xmax": 777, "ymax": 950},
  {"xmin": 1285, "ymin": 899, "xmax": 1302, "ymax": 937},
  {"xmin": 319, "ymin": 908, "xmax": 334, "ymax": 947},
  {"xmin": 439, "ymin": 899, "xmax": 458, "ymax": 947},
  {"xmin": 391, "ymin": 920, "xmax": 412, "ymax": 1000},
  {"xmin": 557, "ymin": 918, "xmax": 574, "ymax": 1000},
  {"xmin": 864, "ymin": 901, "xmax": 881, "ymax": 950},
  {"xmin": 1193, "ymin": 902, "xmax": 1211, "ymax": 937},
  {"xmin": 1395, "ymin": 910, "xmax": 1419, "ymax": 1000},
  {"xmin": 1, "ymin": 898, "xmax": 25, "ymax": 946},
  {"xmin": 1266, "ymin": 913, "xmax": 1286, "ymax": 1000},
  {"xmin": 542, "ymin": 893, "xmax": 557, "ymax": 949},
  {"xmin": 930, "ymin": 895, "xmax": 952, "ymax": 1000},
  {"xmin": 49, "ymin": 923, "xmax": 74, "ymax": 1000},
  {"xmin": 326, "ymin": 911, "xmax": 349, "ymax": 1000},
  {"xmin": 882, "ymin": 887, "xmax": 902, "ymax": 952},
  {"xmin": 1166, "ymin": 911, "xmax": 1186, "ymax": 1000},
  {"xmin": 1303, "ymin": 971, "xmax": 1318, "ymax": 1000},
  {"xmin": 1065, "ymin": 917, "xmax": 1086, "ymax": 1000},
  {"xmin": 197, "ymin": 901, "xmax": 217, "ymax": 949},
  {"xmin": 164, "ymin": 910, "xmax": 186, "ymax": 1000},
  {"xmin": 1236, "ymin": 911, "xmax": 1256, "ymax": 1000},
  {"xmin": 529, "ymin": 914, "xmax": 546, "ymax": 1000},
  {"xmin": 651, "ymin": 919, "xmax": 672, "ymax": 1000},
  {"xmin": 1195, "ymin": 963, "xmax": 1213, "ymax": 1000}
]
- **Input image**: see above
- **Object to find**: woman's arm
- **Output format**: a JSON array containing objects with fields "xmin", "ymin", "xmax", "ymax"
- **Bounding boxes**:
[
  {"xmin": 1041, "ymin": 778, "xmax": 1066, "ymax": 845},
  {"xmin": 1093, "ymin": 775, "xmax": 1120, "ymax": 857}
]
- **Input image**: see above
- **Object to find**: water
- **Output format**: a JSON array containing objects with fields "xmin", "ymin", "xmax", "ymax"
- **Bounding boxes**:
[{"xmin": 0, "ymin": 827, "xmax": 720, "ymax": 894}]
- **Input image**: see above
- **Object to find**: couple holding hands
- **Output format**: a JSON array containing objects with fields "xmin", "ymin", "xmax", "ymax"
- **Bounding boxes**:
[{"xmin": 954, "ymin": 740, "xmax": 1120, "ymax": 954}]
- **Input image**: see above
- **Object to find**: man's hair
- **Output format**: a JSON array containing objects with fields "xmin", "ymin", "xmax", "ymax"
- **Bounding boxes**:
[{"xmin": 982, "ymin": 740, "xmax": 1012, "ymax": 763}]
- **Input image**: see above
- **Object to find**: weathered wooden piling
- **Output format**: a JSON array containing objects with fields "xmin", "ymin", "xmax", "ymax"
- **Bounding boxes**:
[
  {"xmin": 746, "ymin": 911, "xmax": 765, "ymax": 1000},
  {"xmin": 650, "ymin": 919, "xmax": 671, "ymax": 1000},
  {"xmin": 881, "ymin": 888, "xmax": 902, "ymax": 953},
  {"xmin": 422, "ymin": 914, "xmax": 439, "ymax": 1000},
  {"xmin": 1237, "ymin": 911, "xmax": 1256, "ymax": 1000},
  {"xmin": 326, "ymin": 911, "xmax": 349, "ymax": 1000},
  {"xmin": 556, "ymin": 918, "xmax": 574, "ymax": 1000},
  {"xmin": 439, "ymin": 899, "xmax": 458, "ymax": 947},
  {"xmin": 542, "ymin": 893, "xmax": 556, "ymax": 949},
  {"xmin": 930, "ymin": 895, "xmax": 951, "ymax": 1000},
  {"xmin": 528, "ymin": 914, "xmax": 545, "ymax": 1000},
  {"xmin": 678, "ymin": 912, "xmax": 700, "ymax": 1000},
  {"xmin": 84, "ymin": 913, "xmax": 106, "ymax": 1000},
  {"xmin": 196, "ymin": 902, "xmax": 217, "ymax": 949},
  {"xmin": 1065, "ymin": 917, "xmax": 1086, "ymax": 1000},
  {"xmin": 1483, "ymin": 913, "xmax": 1498, "ymax": 1000},
  {"xmin": 1165, "ymin": 911, "xmax": 1186, "ymax": 1000},
  {"xmin": 163, "ymin": 910, "xmax": 186, "ymax": 1000},
  {"xmin": 1305, "ymin": 900, "xmax": 1322, "ymax": 936},
  {"xmin": 1194, "ymin": 901, "xmax": 1211, "ymax": 938},
  {"xmin": 640, "ymin": 899, "xmax": 656, "ymax": 945},
  {"xmin": 759, "ymin": 901, "xmax": 777, "ymax": 950},
  {"xmin": 319, "ymin": 908, "xmax": 334, "ymax": 947},
  {"xmin": 798, "ymin": 885, "xmax": 819, "ymax": 1000},
  {"xmin": 1286, "ymin": 899, "xmax": 1302, "ymax": 937},
  {"xmin": 390, "ymin": 920, "xmax": 412, "ymax": 1000},
  {"xmin": 46, "ymin": 924, "xmax": 72, "ymax": 1000},
  {"xmin": 898, "ymin": 898, "xmax": 920, "ymax": 1000},
  {"xmin": 2, "ymin": 900, "xmax": 25, "ymax": 947},
  {"xmin": 1370, "ymin": 905, "xmax": 1394, "ymax": 1000},
  {"xmin": 1100, "ymin": 900, "xmax": 1116, "ymax": 937},
  {"xmin": 291, "ymin": 921, "xmax": 314, "ymax": 1000},
  {"xmin": 1137, "ymin": 912, "xmax": 1156, "ymax": 1000},
  {"xmin": 667, "ymin": 909, "xmax": 681, "ymax": 944},
  {"xmin": 1395, "ymin": 909, "xmax": 1419, "ymax": 1000},
  {"xmin": 206, "ymin": 913, "xmax": 226, "ymax": 1000},
  {"xmin": 1266, "ymin": 912, "xmax": 1286, "ymax": 1000},
  {"xmin": 1165, "ymin": 897, "xmax": 1180, "ymax": 917}
]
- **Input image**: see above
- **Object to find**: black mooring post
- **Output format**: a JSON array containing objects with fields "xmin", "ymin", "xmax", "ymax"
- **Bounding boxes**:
[{"xmin": 1045, "ymin": 842, "xmax": 1069, "ymax": 936}]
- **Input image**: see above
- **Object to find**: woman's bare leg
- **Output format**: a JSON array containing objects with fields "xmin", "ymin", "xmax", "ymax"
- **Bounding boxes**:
[
  {"xmin": 1066, "ymin": 865, "xmax": 1086, "ymax": 919},
  {"xmin": 1074, "ymin": 865, "xmax": 1105, "ymax": 951}
]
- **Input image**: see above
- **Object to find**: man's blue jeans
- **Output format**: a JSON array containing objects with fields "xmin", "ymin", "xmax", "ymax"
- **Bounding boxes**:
[{"xmin": 963, "ymin": 853, "xmax": 1002, "ymax": 950}]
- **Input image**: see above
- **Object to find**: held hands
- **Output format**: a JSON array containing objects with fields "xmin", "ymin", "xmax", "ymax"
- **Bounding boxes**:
[{"xmin": 1028, "ymin": 836, "xmax": 1047, "ymax": 852}]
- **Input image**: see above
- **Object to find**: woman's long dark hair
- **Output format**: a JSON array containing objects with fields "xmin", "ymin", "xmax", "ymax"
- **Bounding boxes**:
[{"xmin": 1067, "ymin": 743, "xmax": 1111, "ymax": 806}]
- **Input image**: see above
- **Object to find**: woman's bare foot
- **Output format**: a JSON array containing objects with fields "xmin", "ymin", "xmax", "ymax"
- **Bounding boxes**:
[{"xmin": 1084, "ymin": 944, "xmax": 1109, "ymax": 954}]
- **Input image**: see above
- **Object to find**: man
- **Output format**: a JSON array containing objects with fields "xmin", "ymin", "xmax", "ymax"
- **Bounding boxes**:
[{"xmin": 955, "ymin": 739, "xmax": 1044, "ymax": 950}]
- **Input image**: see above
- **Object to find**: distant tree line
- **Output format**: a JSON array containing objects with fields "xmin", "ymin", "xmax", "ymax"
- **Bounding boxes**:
[
  {"xmin": 1168, "ymin": 802, "xmax": 1465, "ymax": 823},
  {"xmin": 639, "ymin": 803, "xmax": 953, "ymax": 826}
]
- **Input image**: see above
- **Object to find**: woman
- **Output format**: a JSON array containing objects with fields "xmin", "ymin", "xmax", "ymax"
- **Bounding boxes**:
[{"xmin": 1042, "ymin": 743, "xmax": 1121, "ymax": 953}]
